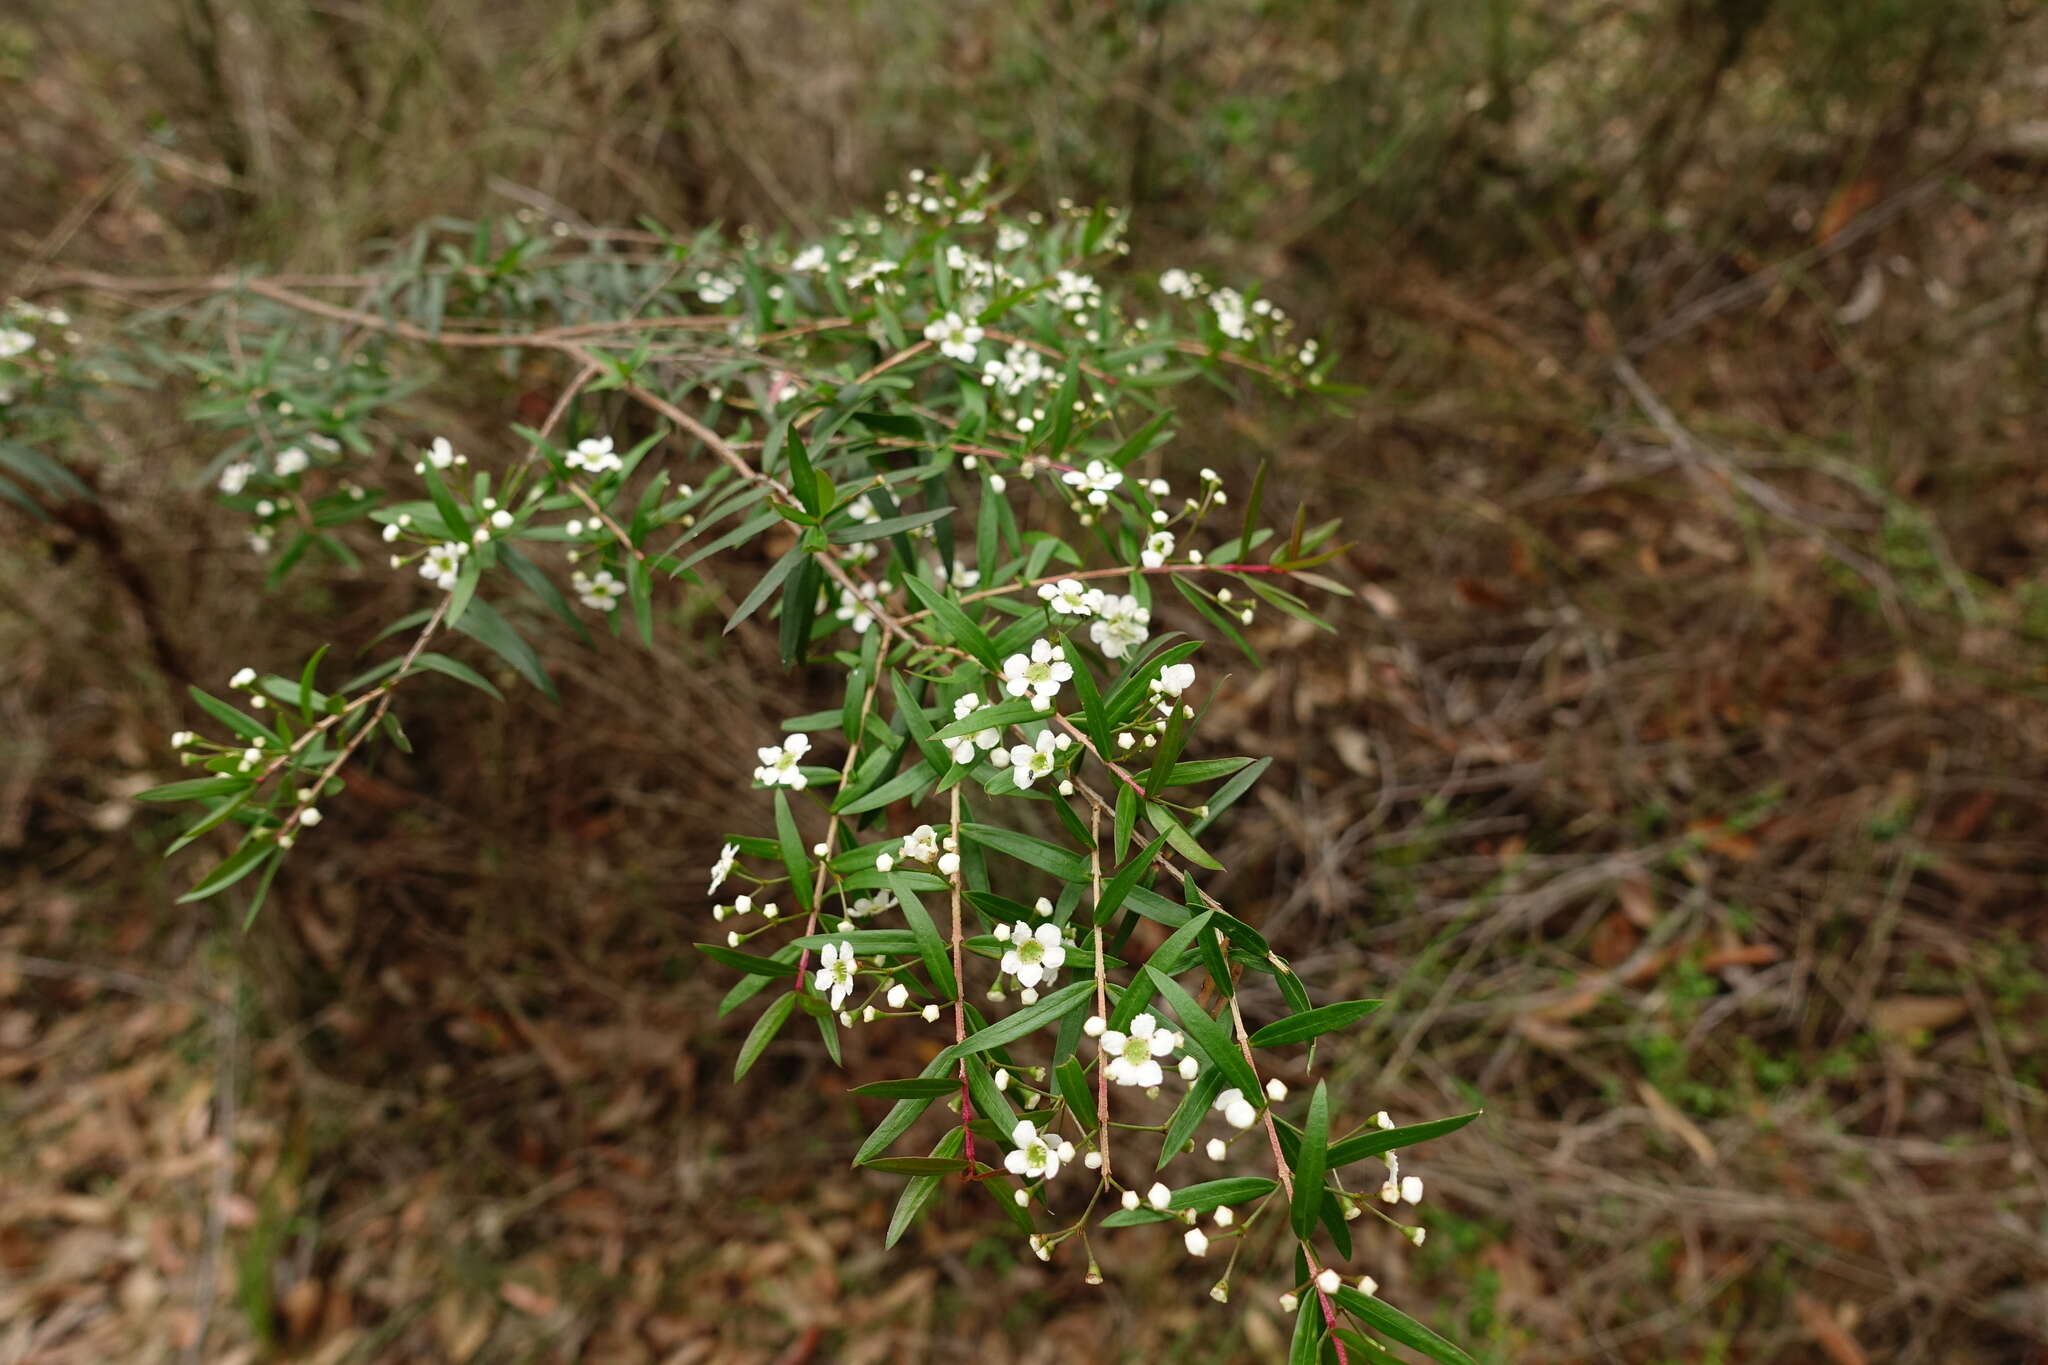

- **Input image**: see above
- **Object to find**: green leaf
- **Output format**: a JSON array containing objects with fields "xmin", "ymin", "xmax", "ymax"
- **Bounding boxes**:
[
  {"xmin": 1094, "ymin": 832, "xmax": 1168, "ymax": 923},
  {"xmin": 1333, "ymin": 1287, "xmax": 1478, "ymax": 1365},
  {"xmin": 1192, "ymin": 756, "xmax": 1271, "ymax": 836},
  {"xmin": 696, "ymin": 943, "xmax": 799, "ymax": 977},
  {"xmin": 835, "ymin": 759, "xmax": 935, "ymax": 816},
  {"xmin": 725, "ymin": 544, "xmax": 805, "ymax": 634},
  {"xmin": 860, "ymin": 1156, "xmax": 968, "ymax": 1176},
  {"xmin": 187, "ymin": 687, "xmax": 275, "ymax": 744},
  {"xmin": 444, "ymin": 554, "xmax": 481, "ymax": 629},
  {"xmin": 1053, "ymin": 1057, "xmax": 1097, "ymax": 1133},
  {"xmin": 1289, "ymin": 1295, "xmax": 1324, "ymax": 1365},
  {"xmin": 851, "ymin": 1078, "xmax": 958, "ymax": 1100},
  {"xmin": 1099, "ymin": 1207, "xmax": 1177, "ymax": 1227},
  {"xmin": 452, "ymin": 598, "xmax": 558, "ymax": 703},
  {"xmin": 931, "ymin": 696, "xmax": 1041, "ymax": 741},
  {"xmin": 734, "ymin": 991, "xmax": 797, "ymax": 1081},
  {"xmin": 939, "ymin": 979, "xmax": 1092, "ymax": 1064},
  {"xmin": 885, "ymin": 1126, "xmax": 964, "ymax": 1249},
  {"xmin": 1326, "ymin": 1111, "xmax": 1483, "ymax": 1169},
  {"xmin": 959, "ymin": 824, "xmax": 1087, "ymax": 882},
  {"xmin": 408, "ymin": 652, "xmax": 504, "ymax": 700},
  {"xmin": 774, "ymin": 791, "xmax": 813, "ymax": 913},
  {"xmin": 901, "ymin": 573, "xmax": 998, "ymax": 669},
  {"xmin": 179, "ymin": 836, "xmax": 275, "ymax": 904},
  {"xmin": 829, "ymin": 507, "xmax": 953, "ymax": 543},
  {"xmin": 139, "ymin": 776, "xmax": 250, "ymax": 803},
  {"xmin": 1251, "ymin": 1000, "xmax": 1383, "ymax": 1048},
  {"xmin": 1156, "ymin": 1068, "xmax": 1224, "ymax": 1171},
  {"xmin": 1167, "ymin": 1177, "xmax": 1277, "ymax": 1211},
  {"xmin": 1143, "ymin": 965, "xmax": 1258, "ymax": 1097},
  {"xmin": 778, "ymin": 554, "xmax": 821, "ymax": 665},
  {"xmin": 888, "ymin": 876, "xmax": 956, "ymax": 1000},
  {"xmin": 1289, "ymin": 1080, "xmax": 1330, "ymax": 1241}
]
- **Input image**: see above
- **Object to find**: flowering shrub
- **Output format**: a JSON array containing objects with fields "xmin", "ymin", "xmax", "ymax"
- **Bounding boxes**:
[{"xmin": 40, "ymin": 168, "xmax": 1479, "ymax": 1362}]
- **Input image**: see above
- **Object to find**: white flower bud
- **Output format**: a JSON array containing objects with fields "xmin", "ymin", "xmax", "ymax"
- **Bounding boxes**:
[
  {"xmin": 1374, "ymin": 1110, "xmax": 1395, "ymax": 1130},
  {"xmin": 1146, "ymin": 1182, "xmax": 1171, "ymax": 1210},
  {"xmin": 1278, "ymin": 1292, "xmax": 1299, "ymax": 1313},
  {"xmin": 1401, "ymin": 1176, "xmax": 1423, "ymax": 1204},
  {"xmin": 1014, "ymin": 1189, "xmax": 1029, "ymax": 1207},
  {"xmin": 994, "ymin": 923, "xmax": 1012, "ymax": 942},
  {"xmin": 861, "ymin": 1006, "xmax": 877, "ymax": 1023},
  {"xmin": 1019, "ymin": 986, "xmax": 1038, "ymax": 1004},
  {"xmin": 1356, "ymin": 1275, "xmax": 1378, "ymax": 1296},
  {"xmin": 1315, "ymin": 1268, "xmax": 1340, "ymax": 1295},
  {"xmin": 1265, "ymin": 1077, "xmax": 1288, "ymax": 1103},
  {"xmin": 994, "ymin": 1069, "xmax": 1010, "ymax": 1092},
  {"xmin": 1225, "ymin": 1097, "xmax": 1257, "ymax": 1130},
  {"xmin": 874, "ymin": 853, "xmax": 894, "ymax": 872},
  {"xmin": 1213, "ymin": 1205, "xmax": 1235, "ymax": 1228},
  {"xmin": 1205, "ymin": 1138, "xmax": 1227, "ymax": 1161},
  {"xmin": 726, "ymin": 931, "xmax": 740, "ymax": 947},
  {"xmin": 299, "ymin": 808, "xmax": 322, "ymax": 827},
  {"xmin": 1120, "ymin": 1189, "xmax": 1140, "ymax": 1211},
  {"xmin": 230, "ymin": 668, "xmax": 257, "ymax": 689},
  {"xmin": 1178, "ymin": 1055, "xmax": 1199, "ymax": 1081},
  {"xmin": 1406, "ymin": 1226, "xmax": 1427, "ymax": 1246},
  {"xmin": 1083, "ymin": 1015, "xmax": 1106, "ymax": 1037},
  {"xmin": 937, "ymin": 851, "xmax": 960, "ymax": 876},
  {"xmin": 886, "ymin": 984, "xmax": 909, "ymax": 1009},
  {"xmin": 1083, "ymin": 1150, "xmax": 1102, "ymax": 1170},
  {"xmin": 921, "ymin": 1004, "xmax": 940, "ymax": 1022},
  {"xmin": 1183, "ymin": 1227, "xmax": 1209, "ymax": 1257}
]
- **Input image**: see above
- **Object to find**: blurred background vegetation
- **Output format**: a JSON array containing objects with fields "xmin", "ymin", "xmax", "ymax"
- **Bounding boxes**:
[{"xmin": 5, "ymin": 1, "xmax": 2047, "ymax": 1361}]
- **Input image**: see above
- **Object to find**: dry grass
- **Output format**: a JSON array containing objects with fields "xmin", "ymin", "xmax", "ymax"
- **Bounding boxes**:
[{"xmin": 5, "ymin": 1, "xmax": 2048, "ymax": 1361}]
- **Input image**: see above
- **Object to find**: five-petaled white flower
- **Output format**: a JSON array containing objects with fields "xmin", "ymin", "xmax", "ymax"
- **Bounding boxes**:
[
  {"xmin": 1088, "ymin": 594, "xmax": 1150, "ymax": 660},
  {"xmin": 1007, "ymin": 730, "xmax": 1061, "ymax": 788},
  {"xmin": 571, "ymin": 568, "xmax": 625, "ymax": 611},
  {"xmin": 0, "ymin": 327, "xmax": 33, "ymax": 359},
  {"xmin": 922, "ymin": 312, "xmax": 984, "ymax": 364},
  {"xmin": 1037, "ymin": 578, "xmax": 1097, "ymax": 616},
  {"xmin": 274, "ymin": 446, "xmax": 310, "ymax": 477},
  {"xmin": 566, "ymin": 436, "xmax": 623, "ymax": 475},
  {"xmin": 1061, "ymin": 459, "xmax": 1123, "ymax": 507},
  {"xmin": 1151, "ymin": 662, "xmax": 1197, "ymax": 698},
  {"xmin": 1000, "ymin": 638, "xmax": 1072, "ymax": 709},
  {"xmin": 813, "ymin": 939, "xmax": 856, "ymax": 1009},
  {"xmin": 420, "ymin": 541, "xmax": 468, "ymax": 591},
  {"xmin": 707, "ymin": 842, "xmax": 739, "ymax": 896},
  {"xmin": 945, "ymin": 694, "xmax": 1002, "ymax": 764},
  {"xmin": 1003, "ymin": 1120, "xmax": 1066, "ymax": 1181},
  {"xmin": 900, "ymin": 823, "xmax": 942, "ymax": 864},
  {"xmin": 1000, "ymin": 921, "xmax": 1067, "ymax": 988},
  {"xmin": 754, "ymin": 732, "xmax": 813, "ymax": 789},
  {"xmin": 1141, "ymin": 531, "xmax": 1176, "ymax": 568},
  {"xmin": 1212, "ymin": 1087, "xmax": 1259, "ymax": 1130},
  {"xmin": 423, "ymin": 437, "xmax": 460, "ymax": 470},
  {"xmin": 218, "ymin": 461, "xmax": 256, "ymax": 495},
  {"xmin": 1099, "ymin": 1012, "xmax": 1181, "ymax": 1089},
  {"xmin": 790, "ymin": 244, "xmax": 826, "ymax": 272}
]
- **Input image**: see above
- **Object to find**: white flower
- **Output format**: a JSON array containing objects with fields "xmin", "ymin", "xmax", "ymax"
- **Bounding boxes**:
[
  {"xmin": 1205, "ymin": 1138, "xmax": 1227, "ymax": 1161},
  {"xmin": 997, "ymin": 223, "xmax": 1029, "ymax": 252},
  {"xmin": 944, "ymin": 694, "xmax": 1002, "ymax": 764},
  {"xmin": 420, "ymin": 541, "xmax": 467, "ymax": 591},
  {"xmin": 1146, "ymin": 1181, "xmax": 1172, "ymax": 1210},
  {"xmin": 1399, "ymin": 1175, "xmax": 1423, "ymax": 1205},
  {"xmin": 849, "ymin": 890, "xmax": 895, "ymax": 919},
  {"xmin": 1007, "ymin": 730, "xmax": 1062, "ymax": 789},
  {"xmin": 423, "ymin": 436, "xmax": 460, "ymax": 469},
  {"xmin": 900, "ymin": 823, "xmax": 942, "ymax": 864},
  {"xmin": 708, "ymin": 842, "xmax": 738, "ymax": 895},
  {"xmin": 1087, "ymin": 594, "xmax": 1150, "ymax": 660},
  {"xmin": 813, "ymin": 939, "xmax": 857, "ymax": 1009},
  {"xmin": 1151, "ymin": 663, "xmax": 1197, "ymax": 699},
  {"xmin": 571, "ymin": 568, "xmax": 625, "ymax": 611},
  {"xmin": 1036, "ymin": 578, "xmax": 1096, "ymax": 616},
  {"xmin": 753, "ymin": 732, "xmax": 813, "ymax": 789},
  {"xmin": 1000, "ymin": 922, "xmax": 1067, "ymax": 988},
  {"xmin": 999, "ymin": 638, "xmax": 1071, "ymax": 705},
  {"xmin": 229, "ymin": 667, "xmax": 257, "ymax": 689},
  {"xmin": 1184, "ymin": 1227, "xmax": 1209, "ymax": 1257},
  {"xmin": 566, "ymin": 436, "xmax": 623, "ymax": 475},
  {"xmin": 274, "ymin": 446, "xmax": 309, "ymax": 477},
  {"xmin": 217, "ymin": 461, "xmax": 256, "ymax": 495},
  {"xmin": 790, "ymin": 244, "xmax": 826, "ymax": 272},
  {"xmin": 1278, "ymin": 1292, "xmax": 1299, "ymax": 1313},
  {"xmin": 1140, "ymin": 531, "xmax": 1175, "ymax": 568},
  {"xmin": 922, "ymin": 312, "xmax": 984, "ymax": 364},
  {"xmin": 1004, "ymin": 1120, "xmax": 1063, "ymax": 1181},
  {"xmin": 1211, "ymin": 288, "xmax": 1251, "ymax": 341},
  {"xmin": 169, "ymin": 730, "xmax": 196, "ymax": 750},
  {"xmin": 0, "ymin": 327, "xmax": 33, "ymax": 358},
  {"xmin": 1213, "ymin": 1087, "xmax": 1259, "ymax": 1130},
  {"xmin": 1061, "ymin": 459, "xmax": 1123, "ymax": 508},
  {"xmin": 885, "ymin": 983, "xmax": 909, "ymax": 1009},
  {"xmin": 1100, "ymin": 1013, "xmax": 1180, "ymax": 1089},
  {"xmin": 1177, "ymin": 1055, "xmax": 1200, "ymax": 1082},
  {"xmin": 696, "ymin": 273, "xmax": 737, "ymax": 303}
]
